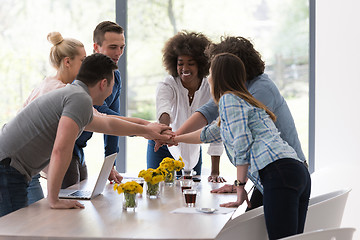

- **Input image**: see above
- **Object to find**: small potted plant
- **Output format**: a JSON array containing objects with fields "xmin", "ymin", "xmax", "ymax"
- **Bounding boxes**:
[
  {"xmin": 159, "ymin": 156, "xmax": 185, "ymax": 185},
  {"xmin": 138, "ymin": 168, "xmax": 164, "ymax": 198},
  {"xmin": 113, "ymin": 181, "xmax": 143, "ymax": 211}
]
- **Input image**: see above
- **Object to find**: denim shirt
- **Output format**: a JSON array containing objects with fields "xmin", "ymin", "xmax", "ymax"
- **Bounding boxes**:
[{"xmin": 197, "ymin": 73, "xmax": 306, "ymax": 161}]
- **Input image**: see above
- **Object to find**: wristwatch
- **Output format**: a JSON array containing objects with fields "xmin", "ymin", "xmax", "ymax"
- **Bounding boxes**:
[{"xmin": 234, "ymin": 180, "xmax": 246, "ymax": 186}]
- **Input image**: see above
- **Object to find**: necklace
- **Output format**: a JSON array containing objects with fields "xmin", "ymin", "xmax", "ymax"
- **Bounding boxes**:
[{"xmin": 188, "ymin": 94, "xmax": 194, "ymax": 100}]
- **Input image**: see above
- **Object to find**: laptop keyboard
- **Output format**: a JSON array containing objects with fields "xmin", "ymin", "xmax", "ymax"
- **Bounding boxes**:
[{"xmin": 69, "ymin": 190, "xmax": 91, "ymax": 197}]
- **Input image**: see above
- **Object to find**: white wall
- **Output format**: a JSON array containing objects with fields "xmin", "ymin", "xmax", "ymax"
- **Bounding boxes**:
[{"xmin": 314, "ymin": 0, "xmax": 360, "ymax": 237}]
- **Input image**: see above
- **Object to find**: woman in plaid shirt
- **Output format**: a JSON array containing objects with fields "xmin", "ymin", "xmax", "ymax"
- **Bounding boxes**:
[{"xmin": 174, "ymin": 53, "xmax": 311, "ymax": 240}]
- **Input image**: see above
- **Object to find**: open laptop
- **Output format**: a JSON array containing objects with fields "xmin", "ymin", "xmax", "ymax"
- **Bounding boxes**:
[{"xmin": 59, "ymin": 153, "xmax": 117, "ymax": 200}]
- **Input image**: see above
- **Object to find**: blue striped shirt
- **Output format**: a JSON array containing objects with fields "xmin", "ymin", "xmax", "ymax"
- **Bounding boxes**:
[{"xmin": 200, "ymin": 93, "xmax": 300, "ymax": 193}]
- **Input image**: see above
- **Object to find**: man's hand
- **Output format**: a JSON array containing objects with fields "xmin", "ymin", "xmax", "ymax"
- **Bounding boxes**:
[
  {"xmin": 154, "ymin": 130, "xmax": 177, "ymax": 152},
  {"xmin": 208, "ymin": 175, "xmax": 227, "ymax": 183},
  {"xmin": 48, "ymin": 198, "xmax": 84, "ymax": 210},
  {"xmin": 108, "ymin": 167, "xmax": 123, "ymax": 183},
  {"xmin": 210, "ymin": 184, "xmax": 235, "ymax": 193},
  {"xmin": 142, "ymin": 122, "xmax": 173, "ymax": 140}
]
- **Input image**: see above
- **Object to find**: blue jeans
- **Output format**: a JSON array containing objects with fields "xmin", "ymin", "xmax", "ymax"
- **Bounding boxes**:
[
  {"xmin": 27, "ymin": 174, "xmax": 44, "ymax": 205},
  {"xmin": 146, "ymin": 140, "xmax": 202, "ymax": 175},
  {"xmin": 0, "ymin": 160, "xmax": 29, "ymax": 217},
  {"xmin": 259, "ymin": 158, "xmax": 311, "ymax": 240}
]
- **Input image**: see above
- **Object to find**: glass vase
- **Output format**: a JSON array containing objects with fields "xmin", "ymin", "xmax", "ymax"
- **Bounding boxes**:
[
  {"xmin": 164, "ymin": 169, "xmax": 175, "ymax": 186},
  {"xmin": 146, "ymin": 182, "xmax": 160, "ymax": 199},
  {"xmin": 123, "ymin": 192, "xmax": 137, "ymax": 211}
]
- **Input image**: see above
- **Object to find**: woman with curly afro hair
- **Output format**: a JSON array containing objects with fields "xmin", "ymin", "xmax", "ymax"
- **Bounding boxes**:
[{"xmin": 147, "ymin": 31, "xmax": 224, "ymax": 177}]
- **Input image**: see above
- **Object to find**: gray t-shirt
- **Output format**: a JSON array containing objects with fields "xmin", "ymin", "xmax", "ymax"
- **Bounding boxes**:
[
  {"xmin": 0, "ymin": 80, "xmax": 93, "ymax": 181},
  {"xmin": 197, "ymin": 73, "xmax": 306, "ymax": 161}
]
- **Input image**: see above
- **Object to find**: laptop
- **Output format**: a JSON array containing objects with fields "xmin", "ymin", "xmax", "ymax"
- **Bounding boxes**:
[{"xmin": 59, "ymin": 153, "xmax": 117, "ymax": 200}]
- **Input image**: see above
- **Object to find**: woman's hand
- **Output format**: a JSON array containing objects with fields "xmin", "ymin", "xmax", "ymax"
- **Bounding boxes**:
[
  {"xmin": 208, "ymin": 175, "xmax": 227, "ymax": 183},
  {"xmin": 220, "ymin": 187, "xmax": 251, "ymax": 208},
  {"xmin": 210, "ymin": 184, "xmax": 235, "ymax": 193}
]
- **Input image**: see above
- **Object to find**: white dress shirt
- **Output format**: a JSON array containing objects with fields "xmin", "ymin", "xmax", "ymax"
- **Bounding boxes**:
[{"xmin": 156, "ymin": 75, "xmax": 223, "ymax": 170}]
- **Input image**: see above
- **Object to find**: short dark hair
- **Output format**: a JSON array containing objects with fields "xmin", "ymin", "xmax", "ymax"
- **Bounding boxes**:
[
  {"xmin": 205, "ymin": 36, "xmax": 265, "ymax": 81},
  {"xmin": 93, "ymin": 21, "xmax": 124, "ymax": 46},
  {"xmin": 76, "ymin": 53, "xmax": 118, "ymax": 87},
  {"xmin": 162, "ymin": 31, "xmax": 211, "ymax": 80}
]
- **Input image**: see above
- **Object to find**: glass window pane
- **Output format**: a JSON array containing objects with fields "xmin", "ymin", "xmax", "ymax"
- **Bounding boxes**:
[
  {"xmin": 0, "ymin": 0, "xmax": 115, "ymax": 177},
  {"xmin": 126, "ymin": 0, "xmax": 309, "ymax": 174}
]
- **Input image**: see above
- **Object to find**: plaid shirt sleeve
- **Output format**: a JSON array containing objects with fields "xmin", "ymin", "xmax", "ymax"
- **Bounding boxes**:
[
  {"xmin": 200, "ymin": 120, "xmax": 222, "ymax": 144},
  {"xmin": 219, "ymin": 94, "xmax": 252, "ymax": 166}
]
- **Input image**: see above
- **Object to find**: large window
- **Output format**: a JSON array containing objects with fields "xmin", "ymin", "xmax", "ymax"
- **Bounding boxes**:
[
  {"xmin": 0, "ymin": 0, "xmax": 116, "ymax": 175},
  {"xmin": 125, "ymin": 0, "xmax": 310, "ymax": 174},
  {"xmin": 1, "ymin": 0, "xmax": 311, "ymax": 176}
]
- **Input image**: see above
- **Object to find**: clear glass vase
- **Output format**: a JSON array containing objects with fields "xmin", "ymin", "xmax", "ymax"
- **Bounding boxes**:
[
  {"xmin": 146, "ymin": 182, "xmax": 160, "ymax": 199},
  {"xmin": 164, "ymin": 169, "xmax": 175, "ymax": 186},
  {"xmin": 123, "ymin": 192, "xmax": 137, "ymax": 211}
]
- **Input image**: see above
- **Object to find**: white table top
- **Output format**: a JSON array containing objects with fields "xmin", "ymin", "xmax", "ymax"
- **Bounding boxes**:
[{"xmin": 0, "ymin": 177, "xmax": 237, "ymax": 240}]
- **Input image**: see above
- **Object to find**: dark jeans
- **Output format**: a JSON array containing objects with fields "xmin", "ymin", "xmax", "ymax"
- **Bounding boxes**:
[
  {"xmin": 61, "ymin": 155, "xmax": 88, "ymax": 189},
  {"xmin": 147, "ymin": 140, "xmax": 202, "ymax": 175},
  {"xmin": 0, "ymin": 159, "xmax": 29, "ymax": 217},
  {"xmin": 246, "ymin": 187, "xmax": 263, "ymax": 212},
  {"xmin": 259, "ymin": 158, "xmax": 311, "ymax": 240},
  {"xmin": 26, "ymin": 155, "xmax": 88, "ymax": 205}
]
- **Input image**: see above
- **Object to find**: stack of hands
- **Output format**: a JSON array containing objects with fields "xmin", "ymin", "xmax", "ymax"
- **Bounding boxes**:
[{"xmin": 151, "ymin": 127, "xmax": 227, "ymax": 183}]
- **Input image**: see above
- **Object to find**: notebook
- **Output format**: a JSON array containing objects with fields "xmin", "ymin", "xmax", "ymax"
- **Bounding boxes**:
[{"xmin": 58, "ymin": 153, "xmax": 117, "ymax": 200}]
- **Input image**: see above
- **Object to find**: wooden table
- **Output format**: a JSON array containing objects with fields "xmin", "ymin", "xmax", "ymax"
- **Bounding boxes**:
[{"xmin": 0, "ymin": 177, "xmax": 238, "ymax": 240}]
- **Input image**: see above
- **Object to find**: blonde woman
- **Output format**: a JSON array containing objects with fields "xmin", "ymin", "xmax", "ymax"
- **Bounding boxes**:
[{"xmin": 24, "ymin": 32, "xmax": 86, "ymax": 205}]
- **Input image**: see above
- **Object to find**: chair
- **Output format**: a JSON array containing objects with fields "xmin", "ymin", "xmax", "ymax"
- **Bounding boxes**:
[
  {"xmin": 216, "ymin": 212, "xmax": 268, "ymax": 240},
  {"xmin": 304, "ymin": 189, "xmax": 351, "ymax": 232},
  {"xmin": 279, "ymin": 227, "xmax": 356, "ymax": 240},
  {"xmin": 222, "ymin": 205, "xmax": 264, "ymax": 229},
  {"xmin": 216, "ymin": 189, "xmax": 351, "ymax": 240}
]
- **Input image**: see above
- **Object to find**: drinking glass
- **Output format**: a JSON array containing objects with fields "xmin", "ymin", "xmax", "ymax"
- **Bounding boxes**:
[
  {"xmin": 180, "ymin": 179, "xmax": 192, "ymax": 192},
  {"xmin": 183, "ymin": 189, "xmax": 197, "ymax": 207},
  {"xmin": 182, "ymin": 169, "xmax": 194, "ymax": 180}
]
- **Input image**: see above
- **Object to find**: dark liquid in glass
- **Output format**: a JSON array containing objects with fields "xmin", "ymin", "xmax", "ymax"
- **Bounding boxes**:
[
  {"xmin": 181, "ymin": 186, "xmax": 191, "ymax": 192},
  {"xmin": 185, "ymin": 193, "xmax": 196, "ymax": 204},
  {"xmin": 183, "ymin": 176, "xmax": 192, "ymax": 180}
]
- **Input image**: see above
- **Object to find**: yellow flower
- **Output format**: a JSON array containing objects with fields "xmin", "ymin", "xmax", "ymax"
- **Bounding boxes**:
[
  {"xmin": 159, "ymin": 156, "xmax": 184, "ymax": 172},
  {"xmin": 151, "ymin": 175, "xmax": 164, "ymax": 185},
  {"xmin": 138, "ymin": 167, "xmax": 165, "ymax": 184},
  {"xmin": 143, "ymin": 173, "xmax": 152, "ymax": 182},
  {"xmin": 113, "ymin": 181, "xmax": 143, "ymax": 195}
]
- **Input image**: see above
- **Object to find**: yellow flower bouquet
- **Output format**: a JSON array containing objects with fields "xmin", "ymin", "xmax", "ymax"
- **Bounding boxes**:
[
  {"xmin": 113, "ymin": 181, "xmax": 143, "ymax": 210},
  {"xmin": 138, "ymin": 168, "xmax": 164, "ymax": 198},
  {"xmin": 159, "ymin": 157, "xmax": 185, "ymax": 185}
]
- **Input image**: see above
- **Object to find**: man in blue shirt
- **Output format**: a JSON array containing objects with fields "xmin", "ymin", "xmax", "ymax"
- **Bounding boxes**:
[
  {"xmin": 63, "ymin": 21, "xmax": 125, "ymax": 188},
  {"xmin": 173, "ymin": 36, "xmax": 306, "ymax": 211}
]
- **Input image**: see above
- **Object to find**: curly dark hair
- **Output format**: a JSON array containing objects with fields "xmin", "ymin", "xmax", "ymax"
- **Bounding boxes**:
[
  {"xmin": 162, "ymin": 31, "xmax": 211, "ymax": 79},
  {"xmin": 205, "ymin": 36, "xmax": 265, "ymax": 81}
]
